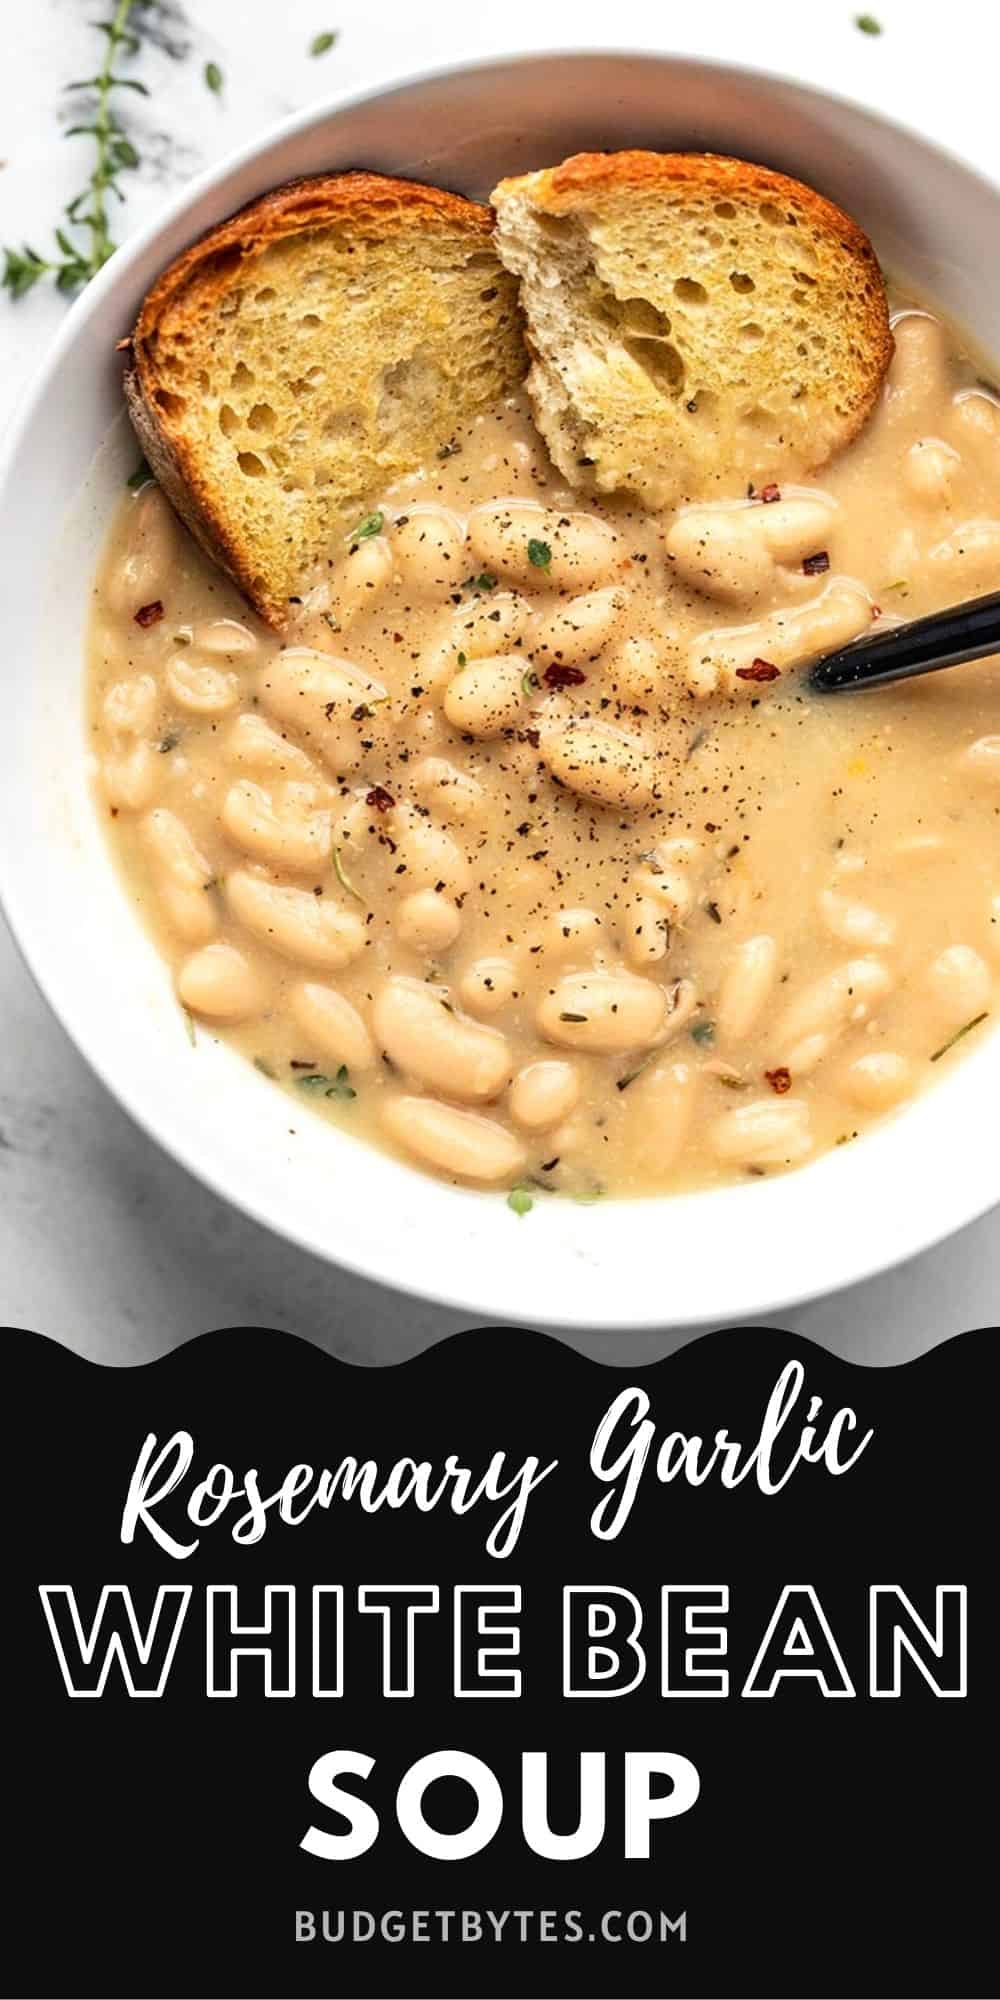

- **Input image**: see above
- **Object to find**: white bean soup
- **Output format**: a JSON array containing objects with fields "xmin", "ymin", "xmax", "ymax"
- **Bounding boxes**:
[{"xmin": 88, "ymin": 306, "xmax": 1000, "ymax": 1198}]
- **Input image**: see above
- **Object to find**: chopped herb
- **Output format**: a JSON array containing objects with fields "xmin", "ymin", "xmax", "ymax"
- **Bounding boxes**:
[
  {"xmin": 333, "ymin": 846, "xmax": 364, "ymax": 901},
  {"xmin": 309, "ymin": 30, "xmax": 338, "ymax": 55},
  {"xmin": 181, "ymin": 1007, "xmax": 196, "ymax": 1047},
  {"xmin": 295, "ymin": 1066, "xmax": 356, "ymax": 1100},
  {"xmin": 158, "ymin": 733, "xmax": 179, "ymax": 754},
  {"xmin": 527, "ymin": 537, "xmax": 552, "ymax": 571},
  {"xmin": 204, "ymin": 60, "xmax": 224, "ymax": 93},
  {"xmin": 572, "ymin": 1186, "xmax": 603, "ymax": 1204},
  {"xmin": 885, "ymin": 578, "xmax": 910, "ymax": 593},
  {"xmin": 930, "ymin": 1012, "xmax": 988, "ymax": 1063},
  {"xmin": 457, "ymin": 650, "xmax": 467, "ymax": 667},
  {"xmin": 507, "ymin": 1185, "xmax": 534, "ymax": 1217},
  {"xmin": 617, "ymin": 1053, "xmax": 653, "ymax": 1093},
  {"xmin": 465, "ymin": 570, "xmax": 497, "ymax": 593},
  {"xmin": 437, "ymin": 439, "xmax": 461, "ymax": 459},
  {"xmin": 253, "ymin": 1055, "xmax": 276, "ymax": 1078},
  {"xmin": 134, "ymin": 599, "xmax": 163, "ymax": 628},
  {"xmin": 559, "ymin": 1011, "xmax": 588, "ymax": 1023},
  {"xmin": 127, "ymin": 460, "xmax": 151, "ymax": 490},
  {"xmin": 854, "ymin": 12, "xmax": 882, "ymax": 32},
  {"xmin": 522, "ymin": 667, "xmax": 539, "ymax": 696},
  {"xmin": 348, "ymin": 509, "xmax": 384, "ymax": 543},
  {"xmin": 690, "ymin": 1019, "xmax": 715, "ymax": 1045}
]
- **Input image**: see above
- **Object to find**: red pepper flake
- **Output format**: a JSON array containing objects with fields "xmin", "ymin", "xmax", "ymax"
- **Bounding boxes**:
[
  {"xmin": 802, "ymin": 550, "xmax": 830, "ymax": 576},
  {"xmin": 735, "ymin": 657, "xmax": 780, "ymax": 683},
  {"xmin": 871, "ymin": 603, "xmax": 882, "ymax": 621},
  {"xmin": 543, "ymin": 664, "xmax": 587, "ymax": 689},
  {"xmin": 759, "ymin": 482, "xmax": 781, "ymax": 504},
  {"xmin": 765, "ymin": 1066, "xmax": 792, "ymax": 1094},
  {"xmin": 134, "ymin": 599, "xmax": 164, "ymax": 627},
  {"xmin": 366, "ymin": 785, "xmax": 396, "ymax": 812}
]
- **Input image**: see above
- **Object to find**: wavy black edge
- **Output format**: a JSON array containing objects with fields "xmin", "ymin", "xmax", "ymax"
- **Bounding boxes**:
[{"xmin": 0, "ymin": 1320, "xmax": 994, "ymax": 1377}]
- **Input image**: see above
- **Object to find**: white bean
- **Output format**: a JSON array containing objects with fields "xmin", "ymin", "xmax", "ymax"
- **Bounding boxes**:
[
  {"xmin": 458, "ymin": 957, "xmax": 519, "ymax": 1015},
  {"xmin": 530, "ymin": 587, "xmax": 628, "ymax": 665},
  {"xmin": 666, "ymin": 495, "xmax": 836, "ymax": 605},
  {"xmin": 468, "ymin": 501, "xmax": 624, "ymax": 591},
  {"xmin": 605, "ymin": 635, "xmax": 663, "ymax": 701},
  {"xmin": 709, "ymin": 1095, "xmax": 813, "ymax": 1168},
  {"xmin": 393, "ymin": 509, "xmax": 464, "ymax": 597},
  {"xmin": 443, "ymin": 655, "xmax": 526, "ymax": 738},
  {"xmin": 103, "ymin": 674, "xmax": 157, "ymax": 736},
  {"xmin": 903, "ymin": 438, "xmax": 959, "ymax": 507},
  {"xmin": 259, "ymin": 648, "xmax": 386, "ymax": 771},
  {"xmin": 961, "ymin": 735, "xmax": 1000, "ymax": 784},
  {"xmin": 921, "ymin": 944, "xmax": 992, "ymax": 1028},
  {"xmin": 227, "ymin": 869, "xmax": 365, "ymax": 969},
  {"xmin": 373, "ymin": 977, "xmax": 511, "ymax": 1101},
  {"xmin": 381, "ymin": 1094, "xmax": 527, "ymax": 1182},
  {"xmin": 774, "ymin": 958, "xmax": 893, "ymax": 1073},
  {"xmin": 193, "ymin": 618, "xmax": 259, "ymax": 659},
  {"xmin": 141, "ymin": 808, "xmax": 217, "ymax": 943},
  {"xmin": 716, "ymin": 934, "xmax": 778, "ymax": 1042},
  {"xmin": 101, "ymin": 742, "xmax": 158, "ymax": 812},
  {"xmin": 687, "ymin": 581, "xmax": 871, "ymax": 698},
  {"xmin": 929, "ymin": 518, "xmax": 1000, "ymax": 592},
  {"xmin": 544, "ymin": 907, "xmax": 604, "ymax": 956},
  {"xmin": 620, "ymin": 1058, "xmax": 698, "ymax": 1175},
  {"xmin": 222, "ymin": 780, "xmax": 331, "ymax": 873},
  {"xmin": 951, "ymin": 389, "xmax": 1000, "ymax": 453},
  {"xmin": 508, "ymin": 1059, "xmax": 580, "ymax": 1131},
  {"xmin": 410, "ymin": 756, "xmax": 486, "ymax": 824},
  {"xmin": 542, "ymin": 719, "xmax": 658, "ymax": 810},
  {"xmin": 395, "ymin": 889, "xmax": 462, "ymax": 954},
  {"xmin": 332, "ymin": 535, "xmax": 393, "ymax": 626},
  {"xmin": 177, "ymin": 942, "xmax": 264, "ymax": 1022},
  {"xmin": 840, "ymin": 1051, "xmax": 912, "ymax": 1110},
  {"xmin": 166, "ymin": 653, "xmax": 239, "ymax": 715},
  {"xmin": 289, "ymin": 981, "xmax": 376, "ymax": 1073},
  {"xmin": 222, "ymin": 714, "xmax": 318, "ymax": 776},
  {"xmin": 884, "ymin": 313, "xmax": 948, "ymax": 429},
  {"xmin": 453, "ymin": 591, "xmax": 532, "ymax": 658},
  {"xmin": 105, "ymin": 485, "xmax": 177, "ymax": 615},
  {"xmin": 537, "ymin": 971, "xmax": 668, "ymax": 1053},
  {"xmin": 393, "ymin": 806, "xmax": 472, "ymax": 896},
  {"xmin": 818, "ymin": 888, "xmax": 896, "ymax": 949}
]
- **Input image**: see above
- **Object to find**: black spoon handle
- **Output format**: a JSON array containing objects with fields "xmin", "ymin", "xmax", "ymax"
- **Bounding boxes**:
[{"xmin": 810, "ymin": 589, "xmax": 1000, "ymax": 692}]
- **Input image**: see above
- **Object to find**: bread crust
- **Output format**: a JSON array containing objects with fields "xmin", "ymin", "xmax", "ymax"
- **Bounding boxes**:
[
  {"xmin": 493, "ymin": 149, "xmax": 893, "ymax": 464},
  {"xmin": 122, "ymin": 172, "xmax": 510, "ymax": 626}
]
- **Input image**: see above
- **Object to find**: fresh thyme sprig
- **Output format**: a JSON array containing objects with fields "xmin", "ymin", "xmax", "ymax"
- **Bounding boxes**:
[{"xmin": 2, "ymin": 0, "xmax": 147, "ymax": 301}]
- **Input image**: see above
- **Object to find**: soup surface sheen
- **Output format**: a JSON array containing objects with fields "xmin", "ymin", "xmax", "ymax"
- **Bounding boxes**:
[{"xmin": 88, "ymin": 305, "xmax": 1000, "ymax": 1198}]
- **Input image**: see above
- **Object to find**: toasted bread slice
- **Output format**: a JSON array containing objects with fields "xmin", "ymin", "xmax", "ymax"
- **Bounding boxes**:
[
  {"xmin": 123, "ymin": 172, "xmax": 526, "ymax": 626},
  {"xmin": 491, "ymin": 150, "xmax": 892, "ymax": 508}
]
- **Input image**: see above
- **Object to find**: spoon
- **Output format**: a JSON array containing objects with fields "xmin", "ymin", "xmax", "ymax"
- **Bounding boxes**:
[{"xmin": 810, "ymin": 589, "xmax": 1000, "ymax": 692}]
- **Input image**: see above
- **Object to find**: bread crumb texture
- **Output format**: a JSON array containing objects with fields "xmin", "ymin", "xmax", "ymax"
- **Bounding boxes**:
[
  {"xmin": 125, "ymin": 174, "xmax": 527, "ymax": 624},
  {"xmin": 492, "ymin": 150, "xmax": 892, "ymax": 507}
]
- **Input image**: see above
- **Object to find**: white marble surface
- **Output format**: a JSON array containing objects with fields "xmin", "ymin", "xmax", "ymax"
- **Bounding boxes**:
[{"xmin": 1, "ymin": 0, "xmax": 999, "ymax": 1365}]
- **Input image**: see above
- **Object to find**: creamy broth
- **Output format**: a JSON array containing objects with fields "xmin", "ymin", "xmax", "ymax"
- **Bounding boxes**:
[{"xmin": 87, "ymin": 304, "xmax": 1000, "ymax": 1198}]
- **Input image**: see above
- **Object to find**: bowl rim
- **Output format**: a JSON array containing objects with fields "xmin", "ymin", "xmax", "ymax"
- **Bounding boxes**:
[{"xmin": 3, "ymin": 44, "xmax": 1000, "ymax": 1335}]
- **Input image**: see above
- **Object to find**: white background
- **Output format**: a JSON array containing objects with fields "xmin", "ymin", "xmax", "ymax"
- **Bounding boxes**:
[{"xmin": 1, "ymin": 0, "xmax": 997, "ymax": 1364}]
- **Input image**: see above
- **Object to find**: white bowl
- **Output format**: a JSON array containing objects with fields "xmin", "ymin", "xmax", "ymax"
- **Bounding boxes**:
[{"xmin": 2, "ymin": 49, "xmax": 1000, "ymax": 1334}]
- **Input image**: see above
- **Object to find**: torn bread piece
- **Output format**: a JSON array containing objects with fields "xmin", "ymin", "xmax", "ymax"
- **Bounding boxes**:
[
  {"xmin": 124, "ymin": 172, "xmax": 527, "ymax": 627},
  {"xmin": 491, "ymin": 149, "xmax": 892, "ymax": 509}
]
